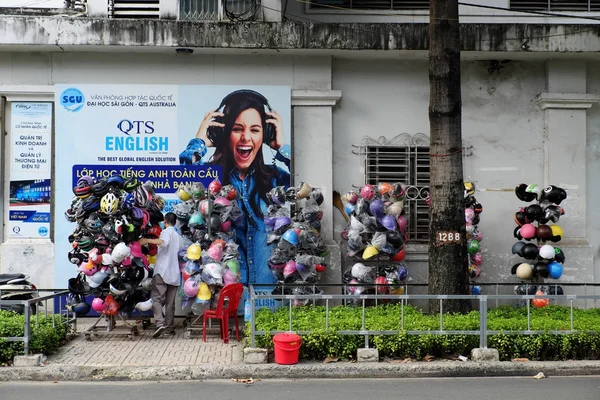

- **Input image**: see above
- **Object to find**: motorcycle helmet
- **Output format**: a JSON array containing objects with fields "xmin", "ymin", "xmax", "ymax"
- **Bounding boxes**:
[
  {"xmin": 515, "ymin": 183, "xmax": 537, "ymax": 202},
  {"xmin": 550, "ymin": 225, "xmax": 564, "ymax": 242},
  {"xmin": 310, "ymin": 189, "xmax": 324, "ymax": 206},
  {"xmin": 362, "ymin": 245, "xmax": 379, "ymax": 260},
  {"xmin": 281, "ymin": 229, "xmax": 299, "ymax": 246},
  {"xmin": 541, "ymin": 185, "xmax": 567, "ymax": 205},
  {"xmin": 521, "ymin": 243, "xmax": 539, "ymax": 260},
  {"xmin": 554, "ymin": 247, "xmax": 566, "ymax": 264},
  {"xmin": 511, "ymin": 241, "xmax": 526, "ymax": 255},
  {"xmin": 208, "ymin": 179, "xmax": 222, "ymax": 195},
  {"xmin": 112, "ymin": 242, "xmax": 131, "ymax": 263},
  {"xmin": 532, "ymin": 290, "xmax": 550, "ymax": 308},
  {"xmin": 91, "ymin": 297, "xmax": 106, "ymax": 312},
  {"xmin": 533, "ymin": 262, "xmax": 549, "ymax": 278},
  {"xmin": 369, "ymin": 199, "xmax": 385, "ymax": 218},
  {"xmin": 183, "ymin": 278, "xmax": 200, "ymax": 297},
  {"xmin": 513, "ymin": 211, "xmax": 528, "ymax": 226},
  {"xmin": 135, "ymin": 298, "xmax": 153, "ymax": 312},
  {"xmin": 525, "ymin": 204, "xmax": 543, "ymax": 222},
  {"xmin": 176, "ymin": 185, "xmax": 192, "ymax": 202},
  {"xmin": 344, "ymin": 191, "xmax": 359, "ymax": 205},
  {"xmin": 539, "ymin": 244, "xmax": 555, "ymax": 260},
  {"xmin": 548, "ymin": 261, "xmax": 563, "ymax": 279},
  {"xmin": 467, "ymin": 239, "xmax": 480, "ymax": 255},
  {"xmin": 380, "ymin": 215, "xmax": 397, "ymax": 231},
  {"xmin": 516, "ymin": 263, "xmax": 533, "ymax": 279},
  {"xmin": 541, "ymin": 205, "xmax": 564, "ymax": 224}
]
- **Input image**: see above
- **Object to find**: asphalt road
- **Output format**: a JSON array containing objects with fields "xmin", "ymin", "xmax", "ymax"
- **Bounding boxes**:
[{"xmin": 1, "ymin": 377, "xmax": 599, "ymax": 400}]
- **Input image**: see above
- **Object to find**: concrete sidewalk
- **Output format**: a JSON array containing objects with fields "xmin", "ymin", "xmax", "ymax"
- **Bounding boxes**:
[{"xmin": 1, "ymin": 318, "xmax": 600, "ymax": 381}]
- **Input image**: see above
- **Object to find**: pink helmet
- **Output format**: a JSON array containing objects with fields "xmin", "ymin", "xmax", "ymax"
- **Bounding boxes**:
[
  {"xmin": 129, "ymin": 241, "xmax": 144, "ymax": 258},
  {"xmin": 283, "ymin": 260, "xmax": 297, "ymax": 278},
  {"xmin": 360, "ymin": 184, "xmax": 375, "ymax": 200},
  {"xmin": 465, "ymin": 208, "xmax": 475, "ymax": 223},
  {"xmin": 213, "ymin": 196, "xmax": 231, "ymax": 207},
  {"xmin": 206, "ymin": 245, "xmax": 223, "ymax": 261},
  {"xmin": 472, "ymin": 252, "xmax": 483, "ymax": 266},
  {"xmin": 183, "ymin": 278, "xmax": 199, "ymax": 297},
  {"xmin": 81, "ymin": 261, "xmax": 98, "ymax": 277},
  {"xmin": 221, "ymin": 220, "xmax": 232, "ymax": 233},
  {"xmin": 223, "ymin": 269, "xmax": 237, "ymax": 286},
  {"xmin": 520, "ymin": 223, "xmax": 536, "ymax": 240},
  {"xmin": 91, "ymin": 297, "xmax": 106, "ymax": 312},
  {"xmin": 397, "ymin": 215, "xmax": 408, "ymax": 234}
]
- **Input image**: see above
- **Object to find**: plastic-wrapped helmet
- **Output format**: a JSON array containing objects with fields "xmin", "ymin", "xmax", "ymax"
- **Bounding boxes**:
[
  {"xmin": 123, "ymin": 177, "xmax": 140, "ymax": 192},
  {"xmin": 208, "ymin": 179, "xmax": 222, "ymax": 195},
  {"xmin": 362, "ymin": 245, "xmax": 379, "ymax": 260},
  {"xmin": 188, "ymin": 211, "xmax": 204, "ymax": 228},
  {"xmin": 472, "ymin": 252, "xmax": 483, "ymax": 266},
  {"xmin": 134, "ymin": 298, "xmax": 152, "ymax": 312},
  {"xmin": 396, "ymin": 215, "xmax": 408, "ymax": 234},
  {"xmin": 355, "ymin": 198, "xmax": 370, "ymax": 216},
  {"xmin": 186, "ymin": 243, "xmax": 202, "ymax": 261},
  {"xmin": 100, "ymin": 192, "xmax": 119, "ymax": 215},
  {"xmin": 91, "ymin": 297, "xmax": 106, "ymax": 312},
  {"xmin": 343, "ymin": 191, "xmax": 359, "ymax": 205},
  {"xmin": 397, "ymin": 264, "xmax": 408, "ymax": 281},
  {"xmin": 281, "ymin": 229, "xmax": 299, "ymax": 246},
  {"xmin": 267, "ymin": 186, "xmax": 286, "ymax": 205},
  {"xmin": 190, "ymin": 182, "xmax": 206, "ymax": 201},
  {"xmin": 360, "ymin": 184, "xmax": 375, "ymax": 200},
  {"xmin": 310, "ymin": 189, "xmax": 324, "ymax": 205},
  {"xmin": 183, "ymin": 278, "xmax": 200, "ymax": 297},
  {"xmin": 369, "ymin": 199, "xmax": 385, "ymax": 218},
  {"xmin": 351, "ymin": 262, "xmax": 374, "ymax": 281},
  {"xmin": 380, "ymin": 215, "xmax": 397, "ymax": 231},
  {"xmin": 174, "ymin": 201, "xmax": 193, "ymax": 220},
  {"xmin": 273, "ymin": 216, "xmax": 292, "ymax": 233},
  {"xmin": 467, "ymin": 239, "xmax": 480, "ymax": 255},
  {"xmin": 176, "ymin": 185, "xmax": 192, "ymax": 202}
]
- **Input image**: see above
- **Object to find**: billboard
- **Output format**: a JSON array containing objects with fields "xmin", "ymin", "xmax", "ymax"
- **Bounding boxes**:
[
  {"xmin": 9, "ymin": 102, "xmax": 52, "ymax": 238},
  {"xmin": 54, "ymin": 85, "xmax": 291, "ymax": 291}
]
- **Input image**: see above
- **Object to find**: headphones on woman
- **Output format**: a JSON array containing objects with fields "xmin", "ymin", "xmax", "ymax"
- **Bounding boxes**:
[{"xmin": 206, "ymin": 89, "xmax": 276, "ymax": 147}]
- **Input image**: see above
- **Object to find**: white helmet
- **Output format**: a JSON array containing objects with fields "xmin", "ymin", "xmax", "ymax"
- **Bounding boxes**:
[
  {"xmin": 141, "ymin": 278, "xmax": 153, "ymax": 291},
  {"xmin": 89, "ymin": 270, "xmax": 109, "ymax": 288},
  {"xmin": 539, "ymin": 244, "xmax": 555, "ymax": 260},
  {"xmin": 516, "ymin": 263, "xmax": 533, "ymax": 279},
  {"xmin": 135, "ymin": 298, "xmax": 153, "ymax": 312},
  {"xmin": 351, "ymin": 263, "xmax": 373, "ymax": 281},
  {"xmin": 112, "ymin": 242, "xmax": 131, "ymax": 263},
  {"xmin": 101, "ymin": 253, "xmax": 113, "ymax": 266},
  {"xmin": 204, "ymin": 262, "xmax": 223, "ymax": 279}
]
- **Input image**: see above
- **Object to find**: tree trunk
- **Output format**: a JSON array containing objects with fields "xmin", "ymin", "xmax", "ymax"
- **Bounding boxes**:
[{"xmin": 428, "ymin": 0, "xmax": 470, "ymax": 314}]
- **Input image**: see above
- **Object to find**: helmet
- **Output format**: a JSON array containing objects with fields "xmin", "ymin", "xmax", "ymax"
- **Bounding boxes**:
[
  {"xmin": 343, "ymin": 191, "xmax": 359, "ymax": 205},
  {"xmin": 81, "ymin": 261, "xmax": 98, "ymax": 277},
  {"xmin": 77, "ymin": 175, "xmax": 96, "ymax": 186},
  {"xmin": 129, "ymin": 241, "xmax": 144, "ymax": 258},
  {"xmin": 539, "ymin": 244, "xmax": 555, "ymax": 260},
  {"xmin": 351, "ymin": 262, "xmax": 374, "ymax": 281},
  {"xmin": 141, "ymin": 278, "xmax": 153, "ymax": 291},
  {"xmin": 73, "ymin": 181, "xmax": 92, "ymax": 199},
  {"xmin": 133, "ymin": 186, "xmax": 151, "ymax": 208},
  {"xmin": 516, "ymin": 263, "xmax": 533, "ymax": 279},
  {"xmin": 511, "ymin": 241, "xmax": 526, "ymax": 255},
  {"xmin": 392, "ymin": 247, "xmax": 406, "ymax": 262},
  {"xmin": 174, "ymin": 201, "xmax": 193, "ymax": 219},
  {"xmin": 296, "ymin": 182, "xmax": 312, "ymax": 200},
  {"xmin": 91, "ymin": 297, "xmax": 106, "ymax": 312},
  {"xmin": 281, "ymin": 229, "xmax": 299, "ymax": 246},
  {"xmin": 196, "ymin": 282, "xmax": 212, "ymax": 301},
  {"xmin": 369, "ymin": 199, "xmax": 385, "ymax": 218},
  {"xmin": 100, "ymin": 192, "xmax": 119, "ymax": 215},
  {"xmin": 541, "ymin": 205, "xmax": 564, "ymax": 224},
  {"xmin": 520, "ymin": 224, "xmax": 537, "ymax": 240},
  {"xmin": 71, "ymin": 300, "xmax": 91, "ymax": 317},
  {"xmin": 550, "ymin": 225, "xmax": 564, "ymax": 242},
  {"xmin": 396, "ymin": 215, "xmax": 408, "ymax": 234},
  {"xmin": 554, "ymin": 247, "xmax": 566, "ymax": 264},
  {"xmin": 548, "ymin": 261, "xmax": 563, "ymax": 279},
  {"xmin": 386, "ymin": 231, "xmax": 404, "ymax": 247},
  {"xmin": 467, "ymin": 239, "xmax": 480, "ymax": 255},
  {"xmin": 375, "ymin": 276, "xmax": 389, "ymax": 294},
  {"xmin": 380, "ymin": 215, "xmax": 397, "ymax": 231},
  {"xmin": 378, "ymin": 182, "xmax": 393, "ymax": 197},
  {"xmin": 525, "ymin": 204, "xmax": 543, "ymax": 222},
  {"xmin": 536, "ymin": 224, "xmax": 553, "ymax": 241},
  {"xmin": 465, "ymin": 208, "xmax": 475, "ymax": 223},
  {"xmin": 135, "ymin": 298, "xmax": 153, "ymax": 312},
  {"xmin": 89, "ymin": 270, "xmax": 109, "ymax": 287},
  {"xmin": 225, "ymin": 259, "xmax": 240, "ymax": 275},
  {"xmin": 186, "ymin": 243, "xmax": 202, "ymax": 261},
  {"xmin": 310, "ymin": 189, "xmax": 324, "ymax": 205},
  {"xmin": 360, "ymin": 184, "xmax": 375, "ymax": 200},
  {"xmin": 533, "ymin": 262, "xmax": 549, "ymax": 278},
  {"xmin": 112, "ymin": 242, "xmax": 131, "ymax": 263},
  {"xmin": 206, "ymin": 244, "xmax": 222, "ymax": 261},
  {"xmin": 472, "ymin": 252, "xmax": 483, "ymax": 266},
  {"xmin": 521, "ymin": 243, "xmax": 538, "ymax": 260},
  {"xmin": 123, "ymin": 177, "xmax": 140, "ymax": 192},
  {"xmin": 274, "ymin": 216, "xmax": 292, "ymax": 233},
  {"xmin": 107, "ymin": 175, "xmax": 125, "ymax": 188},
  {"xmin": 77, "ymin": 236, "xmax": 95, "ymax": 252},
  {"xmin": 387, "ymin": 201, "xmax": 404, "ymax": 217},
  {"xmin": 183, "ymin": 278, "xmax": 199, "ymax": 297},
  {"xmin": 191, "ymin": 182, "xmax": 206, "ymax": 201},
  {"xmin": 397, "ymin": 264, "xmax": 408, "ymax": 281},
  {"xmin": 515, "ymin": 183, "xmax": 537, "ymax": 202},
  {"xmin": 204, "ymin": 262, "xmax": 224, "ymax": 279},
  {"xmin": 68, "ymin": 276, "xmax": 91, "ymax": 295},
  {"xmin": 146, "ymin": 225, "xmax": 162, "ymax": 239},
  {"xmin": 208, "ymin": 179, "xmax": 222, "ymax": 195},
  {"xmin": 176, "ymin": 185, "xmax": 192, "ymax": 202},
  {"xmin": 188, "ymin": 211, "xmax": 204, "ymax": 228},
  {"xmin": 362, "ymin": 245, "xmax": 379, "ymax": 260},
  {"xmin": 92, "ymin": 180, "xmax": 110, "ymax": 197},
  {"xmin": 82, "ymin": 195, "xmax": 101, "ymax": 212},
  {"xmin": 541, "ymin": 185, "xmax": 567, "ymax": 205},
  {"xmin": 532, "ymin": 290, "xmax": 550, "ymax": 308},
  {"xmin": 84, "ymin": 214, "xmax": 103, "ymax": 233}
]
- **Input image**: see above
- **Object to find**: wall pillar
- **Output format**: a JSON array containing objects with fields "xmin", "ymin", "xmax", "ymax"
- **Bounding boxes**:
[{"xmin": 535, "ymin": 60, "xmax": 598, "ymax": 283}]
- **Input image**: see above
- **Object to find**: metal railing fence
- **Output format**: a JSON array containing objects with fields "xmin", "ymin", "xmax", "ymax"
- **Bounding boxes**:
[
  {"xmin": 0, "ymin": 289, "xmax": 76, "ymax": 355},
  {"xmin": 248, "ymin": 284, "xmax": 600, "ymax": 349}
]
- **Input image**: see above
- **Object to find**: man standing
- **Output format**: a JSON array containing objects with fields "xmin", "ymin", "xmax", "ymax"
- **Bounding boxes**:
[{"xmin": 140, "ymin": 212, "xmax": 181, "ymax": 338}]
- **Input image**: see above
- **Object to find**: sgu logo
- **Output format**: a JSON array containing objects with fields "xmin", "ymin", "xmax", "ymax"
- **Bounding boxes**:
[
  {"xmin": 60, "ymin": 88, "xmax": 85, "ymax": 112},
  {"xmin": 117, "ymin": 119, "xmax": 155, "ymax": 135}
]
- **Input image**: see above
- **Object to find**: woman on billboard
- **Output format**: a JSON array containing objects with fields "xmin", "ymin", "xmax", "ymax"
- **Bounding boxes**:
[{"xmin": 179, "ymin": 90, "xmax": 291, "ymax": 285}]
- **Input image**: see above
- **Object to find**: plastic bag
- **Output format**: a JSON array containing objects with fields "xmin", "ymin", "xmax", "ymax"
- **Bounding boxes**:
[{"xmin": 371, "ymin": 231, "xmax": 387, "ymax": 250}]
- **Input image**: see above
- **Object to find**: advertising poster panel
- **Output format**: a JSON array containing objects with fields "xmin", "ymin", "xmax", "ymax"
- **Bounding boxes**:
[
  {"xmin": 55, "ymin": 85, "xmax": 291, "ymax": 312},
  {"xmin": 9, "ymin": 102, "xmax": 52, "ymax": 238}
]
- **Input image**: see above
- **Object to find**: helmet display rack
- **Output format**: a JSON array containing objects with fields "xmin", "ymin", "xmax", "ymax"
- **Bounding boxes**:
[
  {"xmin": 511, "ymin": 184, "xmax": 567, "ymax": 301},
  {"xmin": 340, "ymin": 183, "xmax": 410, "ymax": 306},
  {"xmin": 464, "ymin": 181, "xmax": 484, "ymax": 295}
]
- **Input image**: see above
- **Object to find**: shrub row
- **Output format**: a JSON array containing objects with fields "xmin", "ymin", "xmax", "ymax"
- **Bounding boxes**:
[
  {"xmin": 0, "ymin": 310, "xmax": 71, "ymax": 364},
  {"xmin": 246, "ymin": 304, "xmax": 600, "ymax": 361}
]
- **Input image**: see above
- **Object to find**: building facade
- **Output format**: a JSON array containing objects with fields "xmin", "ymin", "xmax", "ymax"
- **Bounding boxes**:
[{"xmin": 0, "ymin": 0, "xmax": 598, "ymax": 298}]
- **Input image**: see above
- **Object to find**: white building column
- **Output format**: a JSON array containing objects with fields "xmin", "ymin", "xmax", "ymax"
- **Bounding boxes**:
[{"xmin": 536, "ymin": 61, "xmax": 598, "ymax": 283}]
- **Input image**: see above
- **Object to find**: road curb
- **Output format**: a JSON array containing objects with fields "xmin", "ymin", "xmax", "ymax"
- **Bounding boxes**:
[{"xmin": 0, "ymin": 361, "xmax": 599, "ymax": 381}]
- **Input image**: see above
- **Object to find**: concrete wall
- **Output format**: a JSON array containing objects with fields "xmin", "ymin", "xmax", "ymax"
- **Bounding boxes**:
[{"xmin": 0, "ymin": 51, "xmax": 597, "ymax": 299}]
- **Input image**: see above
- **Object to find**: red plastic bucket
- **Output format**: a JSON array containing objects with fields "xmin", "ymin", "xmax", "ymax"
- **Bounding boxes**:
[{"xmin": 273, "ymin": 333, "xmax": 302, "ymax": 365}]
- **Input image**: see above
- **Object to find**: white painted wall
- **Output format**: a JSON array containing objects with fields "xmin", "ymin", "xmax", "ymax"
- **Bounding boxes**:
[{"xmin": 0, "ymin": 51, "xmax": 597, "ymax": 295}]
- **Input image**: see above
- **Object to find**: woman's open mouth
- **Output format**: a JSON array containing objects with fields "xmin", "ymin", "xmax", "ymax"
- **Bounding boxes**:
[{"xmin": 236, "ymin": 145, "xmax": 253, "ymax": 161}]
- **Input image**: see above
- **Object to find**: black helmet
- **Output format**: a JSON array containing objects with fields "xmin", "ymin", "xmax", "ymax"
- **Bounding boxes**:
[
  {"xmin": 533, "ymin": 262, "xmax": 549, "ymax": 278},
  {"xmin": 386, "ymin": 230, "xmax": 404, "ymax": 248},
  {"xmin": 554, "ymin": 247, "xmax": 566, "ymax": 264},
  {"xmin": 541, "ymin": 185, "xmax": 567, "ymax": 205},
  {"xmin": 521, "ymin": 243, "xmax": 539, "ymax": 260},
  {"xmin": 525, "ymin": 204, "xmax": 543, "ymax": 222},
  {"xmin": 310, "ymin": 189, "xmax": 324, "ymax": 206},
  {"xmin": 541, "ymin": 205, "xmax": 564, "ymax": 224},
  {"xmin": 515, "ymin": 183, "xmax": 537, "ymax": 202},
  {"xmin": 511, "ymin": 241, "xmax": 526, "ymax": 256},
  {"xmin": 514, "ymin": 284, "xmax": 538, "ymax": 295},
  {"xmin": 514, "ymin": 211, "xmax": 528, "ymax": 226}
]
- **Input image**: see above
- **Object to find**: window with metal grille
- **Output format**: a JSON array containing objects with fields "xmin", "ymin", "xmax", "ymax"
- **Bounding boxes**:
[
  {"xmin": 111, "ymin": 0, "xmax": 160, "ymax": 18},
  {"xmin": 510, "ymin": 0, "xmax": 600, "ymax": 11},
  {"xmin": 309, "ymin": 0, "xmax": 429, "ymax": 10},
  {"xmin": 356, "ymin": 136, "xmax": 430, "ymax": 243}
]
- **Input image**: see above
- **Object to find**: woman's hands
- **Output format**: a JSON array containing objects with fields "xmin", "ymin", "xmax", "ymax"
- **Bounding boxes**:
[
  {"xmin": 266, "ymin": 110, "xmax": 285, "ymax": 151},
  {"xmin": 195, "ymin": 109, "xmax": 225, "ymax": 147}
]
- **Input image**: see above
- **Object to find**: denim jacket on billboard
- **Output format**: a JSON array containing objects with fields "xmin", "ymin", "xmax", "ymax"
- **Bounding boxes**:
[{"xmin": 179, "ymin": 139, "xmax": 291, "ymax": 285}]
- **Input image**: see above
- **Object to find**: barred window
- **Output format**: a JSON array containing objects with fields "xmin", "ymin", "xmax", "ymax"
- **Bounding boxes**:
[
  {"xmin": 510, "ymin": 0, "xmax": 600, "ymax": 11},
  {"xmin": 353, "ymin": 134, "xmax": 430, "ymax": 243},
  {"xmin": 309, "ymin": 0, "xmax": 429, "ymax": 10}
]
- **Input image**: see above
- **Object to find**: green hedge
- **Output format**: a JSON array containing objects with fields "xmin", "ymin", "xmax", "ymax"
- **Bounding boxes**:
[
  {"xmin": 0, "ymin": 310, "xmax": 72, "ymax": 364},
  {"xmin": 246, "ymin": 304, "xmax": 600, "ymax": 361}
]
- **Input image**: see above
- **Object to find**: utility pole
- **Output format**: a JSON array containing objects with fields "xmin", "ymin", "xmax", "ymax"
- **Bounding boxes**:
[{"xmin": 428, "ymin": 0, "xmax": 470, "ymax": 313}]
